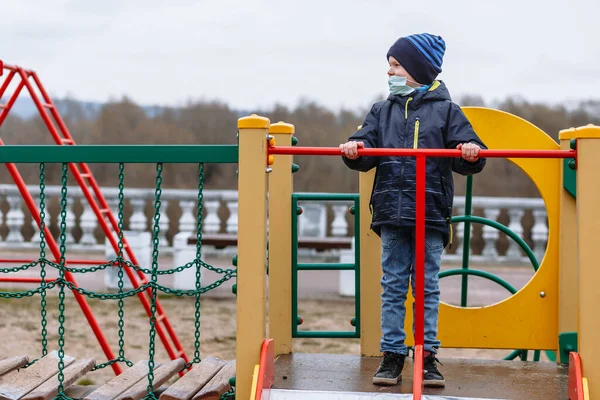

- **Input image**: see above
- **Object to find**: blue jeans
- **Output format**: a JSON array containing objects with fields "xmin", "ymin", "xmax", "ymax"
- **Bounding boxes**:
[{"xmin": 379, "ymin": 225, "xmax": 443, "ymax": 355}]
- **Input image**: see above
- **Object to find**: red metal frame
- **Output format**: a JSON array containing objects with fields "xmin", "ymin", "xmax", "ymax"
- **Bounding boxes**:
[
  {"xmin": 268, "ymin": 145, "xmax": 575, "ymax": 159},
  {"xmin": 0, "ymin": 60, "xmax": 189, "ymax": 373},
  {"xmin": 568, "ymin": 352, "xmax": 584, "ymax": 400},
  {"xmin": 270, "ymin": 145, "xmax": 575, "ymax": 399},
  {"xmin": 413, "ymin": 155, "xmax": 426, "ymax": 399},
  {"xmin": 255, "ymin": 339, "xmax": 275, "ymax": 400},
  {"xmin": 0, "ymin": 277, "xmax": 57, "ymax": 284},
  {"xmin": 0, "ymin": 259, "xmax": 111, "ymax": 265}
]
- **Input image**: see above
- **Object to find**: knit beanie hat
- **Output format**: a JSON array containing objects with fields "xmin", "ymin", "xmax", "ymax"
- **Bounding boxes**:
[{"xmin": 386, "ymin": 33, "xmax": 446, "ymax": 84}]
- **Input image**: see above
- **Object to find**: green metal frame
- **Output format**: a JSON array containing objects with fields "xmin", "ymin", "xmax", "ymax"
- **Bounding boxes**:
[
  {"xmin": 563, "ymin": 158, "xmax": 576, "ymax": 198},
  {"xmin": 558, "ymin": 332, "xmax": 578, "ymax": 364},
  {"xmin": 0, "ymin": 145, "xmax": 238, "ymax": 163},
  {"xmin": 292, "ymin": 193, "xmax": 360, "ymax": 339}
]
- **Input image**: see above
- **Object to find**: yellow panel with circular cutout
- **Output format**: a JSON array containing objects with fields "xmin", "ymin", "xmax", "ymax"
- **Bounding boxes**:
[{"xmin": 405, "ymin": 107, "xmax": 560, "ymax": 350}]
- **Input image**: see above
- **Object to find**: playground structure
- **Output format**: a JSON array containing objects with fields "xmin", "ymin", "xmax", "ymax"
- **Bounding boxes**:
[{"xmin": 0, "ymin": 59, "xmax": 598, "ymax": 399}]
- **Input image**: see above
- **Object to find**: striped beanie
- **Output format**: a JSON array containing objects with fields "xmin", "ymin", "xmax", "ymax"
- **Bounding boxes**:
[{"xmin": 386, "ymin": 33, "xmax": 446, "ymax": 84}]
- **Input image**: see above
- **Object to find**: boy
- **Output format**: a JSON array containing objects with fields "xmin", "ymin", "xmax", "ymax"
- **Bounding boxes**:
[{"xmin": 339, "ymin": 33, "xmax": 486, "ymax": 388}]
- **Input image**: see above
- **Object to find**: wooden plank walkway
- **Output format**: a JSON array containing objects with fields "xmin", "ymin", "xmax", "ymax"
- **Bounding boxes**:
[
  {"xmin": 0, "ymin": 351, "xmax": 569, "ymax": 399},
  {"xmin": 0, "ymin": 354, "xmax": 234, "ymax": 400},
  {"xmin": 272, "ymin": 353, "xmax": 568, "ymax": 400}
]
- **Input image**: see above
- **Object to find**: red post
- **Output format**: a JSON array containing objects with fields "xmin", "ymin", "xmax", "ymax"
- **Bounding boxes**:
[{"xmin": 413, "ymin": 155, "xmax": 426, "ymax": 400}]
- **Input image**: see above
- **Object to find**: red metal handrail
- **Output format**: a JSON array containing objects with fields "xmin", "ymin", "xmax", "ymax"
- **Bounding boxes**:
[
  {"xmin": 268, "ymin": 145, "xmax": 574, "ymax": 399},
  {"xmin": 268, "ymin": 146, "xmax": 575, "ymax": 159}
]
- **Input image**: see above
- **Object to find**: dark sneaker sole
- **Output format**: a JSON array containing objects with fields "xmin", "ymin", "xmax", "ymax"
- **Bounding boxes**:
[
  {"xmin": 372, "ymin": 375, "xmax": 402, "ymax": 386},
  {"xmin": 423, "ymin": 379, "xmax": 445, "ymax": 388}
]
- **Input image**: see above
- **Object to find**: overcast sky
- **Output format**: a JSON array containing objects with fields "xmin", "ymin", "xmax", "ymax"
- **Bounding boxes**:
[{"xmin": 2, "ymin": 0, "xmax": 598, "ymax": 112}]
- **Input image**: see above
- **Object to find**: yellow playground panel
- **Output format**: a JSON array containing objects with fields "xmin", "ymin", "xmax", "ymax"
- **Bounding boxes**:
[{"xmin": 235, "ymin": 109, "xmax": 598, "ymax": 399}]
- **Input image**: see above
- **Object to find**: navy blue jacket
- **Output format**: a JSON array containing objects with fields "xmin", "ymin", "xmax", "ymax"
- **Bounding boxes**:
[{"xmin": 343, "ymin": 81, "xmax": 486, "ymax": 245}]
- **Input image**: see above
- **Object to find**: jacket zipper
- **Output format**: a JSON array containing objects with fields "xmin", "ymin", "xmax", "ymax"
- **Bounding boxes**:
[
  {"xmin": 397, "ymin": 97, "xmax": 413, "ymax": 222},
  {"xmin": 413, "ymin": 118, "xmax": 420, "ymax": 148},
  {"xmin": 404, "ymin": 98, "xmax": 412, "ymax": 119}
]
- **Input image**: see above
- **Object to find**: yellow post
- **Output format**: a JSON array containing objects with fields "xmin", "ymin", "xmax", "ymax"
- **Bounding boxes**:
[
  {"xmin": 267, "ymin": 121, "xmax": 295, "ymax": 356},
  {"xmin": 558, "ymin": 131, "xmax": 578, "ymax": 348},
  {"xmin": 572, "ymin": 124, "xmax": 600, "ymax": 397},
  {"xmin": 359, "ymin": 169, "xmax": 382, "ymax": 356},
  {"xmin": 236, "ymin": 114, "xmax": 270, "ymax": 400}
]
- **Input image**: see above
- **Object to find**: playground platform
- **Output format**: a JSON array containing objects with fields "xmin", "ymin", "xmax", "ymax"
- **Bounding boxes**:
[{"xmin": 270, "ymin": 353, "xmax": 568, "ymax": 399}]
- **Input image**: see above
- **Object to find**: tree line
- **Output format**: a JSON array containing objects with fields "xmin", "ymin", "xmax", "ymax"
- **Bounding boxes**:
[{"xmin": 1, "ymin": 95, "xmax": 598, "ymax": 198}]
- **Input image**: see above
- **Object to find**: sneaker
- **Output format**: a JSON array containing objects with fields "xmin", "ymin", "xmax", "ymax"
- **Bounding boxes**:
[
  {"xmin": 423, "ymin": 351, "xmax": 445, "ymax": 388},
  {"xmin": 373, "ymin": 352, "xmax": 406, "ymax": 386}
]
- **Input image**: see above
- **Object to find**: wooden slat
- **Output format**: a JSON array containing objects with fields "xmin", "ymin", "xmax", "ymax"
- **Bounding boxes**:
[
  {"xmin": 159, "ymin": 358, "xmax": 226, "ymax": 400},
  {"xmin": 0, "ymin": 351, "xmax": 75, "ymax": 400},
  {"xmin": 84, "ymin": 360, "xmax": 157, "ymax": 400},
  {"xmin": 0, "ymin": 356, "xmax": 29, "ymax": 377},
  {"xmin": 117, "ymin": 359, "xmax": 185, "ymax": 400},
  {"xmin": 22, "ymin": 358, "xmax": 95, "ymax": 400},
  {"xmin": 66, "ymin": 385, "xmax": 171, "ymax": 400},
  {"xmin": 192, "ymin": 360, "xmax": 235, "ymax": 400},
  {"xmin": 64, "ymin": 385, "xmax": 99, "ymax": 400}
]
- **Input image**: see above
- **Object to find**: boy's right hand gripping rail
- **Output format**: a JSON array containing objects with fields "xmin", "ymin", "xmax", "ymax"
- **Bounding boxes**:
[{"xmin": 268, "ymin": 145, "xmax": 575, "ymax": 400}]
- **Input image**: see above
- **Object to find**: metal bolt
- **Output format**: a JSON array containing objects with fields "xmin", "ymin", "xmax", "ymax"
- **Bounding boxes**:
[
  {"xmin": 266, "ymin": 167, "xmax": 273, "ymax": 173},
  {"xmin": 540, "ymin": 291, "xmax": 546, "ymax": 298}
]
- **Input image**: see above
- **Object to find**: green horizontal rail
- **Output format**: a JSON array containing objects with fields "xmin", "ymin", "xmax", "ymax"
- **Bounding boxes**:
[
  {"xmin": 0, "ymin": 145, "xmax": 239, "ymax": 163},
  {"xmin": 292, "ymin": 193, "xmax": 360, "ymax": 201},
  {"xmin": 451, "ymin": 215, "xmax": 540, "ymax": 271},
  {"xmin": 297, "ymin": 263, "xmax": 356, "ymax": 271},
  {"xmin": 294, "ymin": 331, "xmax": 359, "ymax": 339}
]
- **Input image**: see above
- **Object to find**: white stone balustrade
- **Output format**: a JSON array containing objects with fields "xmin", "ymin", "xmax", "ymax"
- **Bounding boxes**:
[{"xmin": 0, "ymin": 184, "xmax": 549, "ymax": 264}]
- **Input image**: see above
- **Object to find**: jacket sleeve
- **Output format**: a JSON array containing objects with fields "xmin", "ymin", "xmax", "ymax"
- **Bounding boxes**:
[
  {"xmin": 342, "ymin": 104, "xmax": 381, "ymax": 172},
  {"xmin": 444, "ymin": 102, "xmax": 487, "ymax": 176}
]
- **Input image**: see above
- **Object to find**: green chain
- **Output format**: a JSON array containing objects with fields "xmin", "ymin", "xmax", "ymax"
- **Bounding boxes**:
[
  {"xmin": 192, "ymin": 163, "xmax": 204, "ymax": 366},
  {"xmin": 220, "ymin": 389, "xmax": 236, "ymax": 399},
  {"xmin": 0, "ymin": 160, "xmax": 237, "ymax": 377},
  {"xmin": 56, "ymin": 163, "xmax": 68, "ymax": 395},
  {"xmin": 146, "ymin": 162, "xmax": 163, "ymax": 399},
  {"xmin": 0, "ymin": 260, "xmax": 41, "ymax": 274},
  {"xmin": 116, "ymin": 163, "xmax": 133, "ymax": 367},
  {"xmin": 38, "ymin": 163, "xmax": 49, "ymax": 358},
  {"xmin": 0, "ymin": 283, "xmax": 57, "ymax": 299},
  {"xmin": 44, "ymin": 257, "xmax": 235, "ymax": 277}
]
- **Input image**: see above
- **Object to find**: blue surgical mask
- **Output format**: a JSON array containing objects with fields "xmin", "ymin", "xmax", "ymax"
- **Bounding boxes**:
[{"xmin": 388, "ymin": 76, "xmax": 415, "ymax": 96}]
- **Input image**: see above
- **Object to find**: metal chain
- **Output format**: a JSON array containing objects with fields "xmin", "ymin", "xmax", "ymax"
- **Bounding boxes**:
[
  {"xmin": 146, "ymin": 162, "xmax": 163, "ymax": 398},
  {"xmin": 0, "ymin": 260, "xmax": 41, "ymax": 273},
  {"xmin": 56, "ymin": 163, "xmax": 68, "ymax": 394},
  {"xmin": 38, "ymin": 163, "xmax": 49, "ymax": 357},
  {"xmin": 220, "ymin": 389, "xmax": 236, "ymax": 399},
  {"xmin": 0, "ymin": 161, "xmax": 236, "ymax": 376},
  {"xmin": 44, "ymin": 257, "xmax": 235, "ymax": 276},
  {"xmin": 0, "ymin": 282, "xmax": 58, "ymax": 299},
  {"xmin": 192, "ymin": 163, "xmax": 204, "ymax": 365},
  {"xmin": 116, "ymin": 163, "xmax": 127, "ymax": 364}
]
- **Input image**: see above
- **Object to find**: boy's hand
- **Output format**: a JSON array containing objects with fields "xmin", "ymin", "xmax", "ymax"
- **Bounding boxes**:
[
  {"xmin": 339, "ymin": 141, "xmax": 364, "ymax": 160},
  {"xmin": 457, "ymin": 142, "xmax": 480, "ymax": 162}
]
